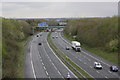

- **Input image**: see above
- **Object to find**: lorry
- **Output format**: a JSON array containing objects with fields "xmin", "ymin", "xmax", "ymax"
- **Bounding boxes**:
[{"xmin": 71, "ymin": 41, "xmax": 81, "ymax": 52}]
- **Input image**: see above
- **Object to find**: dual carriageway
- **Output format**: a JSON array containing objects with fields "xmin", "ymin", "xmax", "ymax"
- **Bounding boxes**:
[{"xmin": 25, "ymin": 30, "xmax": 119, "ymax": 80}]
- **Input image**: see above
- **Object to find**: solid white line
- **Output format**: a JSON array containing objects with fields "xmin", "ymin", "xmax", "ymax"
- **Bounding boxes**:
[
  {"xmin": 46, "ymin": 39, "xmax": 78, "ymax": 78},
  {"xmin": 30, "ymin": 45, "xmax": 37, "ymax": 79},
  {"xmin": 59, "ymin": 32, "xmax": 111, "ymax": 67}
]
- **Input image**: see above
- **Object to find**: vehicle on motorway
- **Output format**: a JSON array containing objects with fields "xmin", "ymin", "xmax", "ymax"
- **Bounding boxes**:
[
  {"xmin": 94, "ymin": 62, "xmax": 102, "ymax": 69},
  {"xmin": 52, "ymin": 36, "xmax": 54, "ymax": 38},
  {"xmin": 38, "ymin": 43, "xmax": 42, "ymax": 45},
  {"xmin": 56, "ymin": 36, "xmax": 58, "ymax": 38},
  {"xmin": 66, "ymin": 46, "xmax": 70, "ymax": 50},
  {"xmin": 36, "ymin": 35, "xmax": 39, "ymax": 37},
  {"xmin": 71, "ymin": 41, "xmax": 81, "ymax": 52},
  {"xmin": 110, "ymin": 66, "xmax": 118, "ymax": 72},
  {"xmin": 67, "ymin": 73, "xmax": 71, "ymax": 79},
  {"xmin": 40, "ymin": 34, "xmax": 42, "ymax": 36}
]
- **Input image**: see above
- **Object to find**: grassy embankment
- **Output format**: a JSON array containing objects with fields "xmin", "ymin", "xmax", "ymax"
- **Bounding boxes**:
[
  {"xmin": 47, "ymin": 32, "xmax": 93, "ymax": 79},
  {"xmin": 63, "ymin": 16, "xmax": 118, "ymax": 65},
  {"xmin": 2, "ymin": 18, "xmax": 32, "ymax": 78}
]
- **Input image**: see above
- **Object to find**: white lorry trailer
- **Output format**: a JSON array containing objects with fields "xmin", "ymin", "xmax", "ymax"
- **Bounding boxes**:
[{"xmin": 71, "ymin": 41, "xmax": 81, "ymax": 52}]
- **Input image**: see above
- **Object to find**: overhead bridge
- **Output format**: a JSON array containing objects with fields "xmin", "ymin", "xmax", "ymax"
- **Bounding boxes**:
[{"xmin": 35, "ymin": 25, "xmax": 65, "ymax": 28}]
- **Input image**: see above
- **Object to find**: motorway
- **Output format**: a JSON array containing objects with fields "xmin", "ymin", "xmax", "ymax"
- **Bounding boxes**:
[
  {"xmin": 51, "ymin": 31, "xmax": 119, "ymax": 79},
  {"xmin": 25, "ymin": 32, "xmax": 77, "ymax": 79},
  {"xmin": 25, "ymin": 31, "xmax": 119, "ymax": 80}
]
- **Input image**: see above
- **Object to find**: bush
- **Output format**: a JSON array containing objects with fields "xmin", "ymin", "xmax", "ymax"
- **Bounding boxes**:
[
  {"xmin": 2, "ymin": 18, "xmax": 32, "ymax": 78},
  {"xmin": 64, "ymin": 16, "xmax": 118, "ymax": 52}
]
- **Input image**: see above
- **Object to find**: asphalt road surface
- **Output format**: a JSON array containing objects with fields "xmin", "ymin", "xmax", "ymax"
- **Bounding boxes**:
[
  {"xmin": 51, "ymin": 31, "xmax": 119, "ymax": 80},
  {"xmin": 25, "ymin": 32, "xmax": 78, "ymax": 80}
]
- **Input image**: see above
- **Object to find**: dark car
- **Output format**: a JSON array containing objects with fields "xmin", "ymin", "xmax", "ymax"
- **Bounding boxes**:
[
  {"xmin": 52, "ymin": 36, "xmax": 54, "ymax": 38},
  {"xmin": 40, "ymin": 34, "xmax": 42, "ymax": 36},
  {"xmin": 110, "ymin": 66, "xmax": 118, "ymax": 72},
  {"xmin": 38, "ymin": 43, "xmax": 42, "ymax": 45},
  {"xmin": 66, "ymin": 46, "xmax": 70, "ymax": 50},
  {"xmin": 36, "ymin": 35, "xmax": 39, "ymax": 37}
]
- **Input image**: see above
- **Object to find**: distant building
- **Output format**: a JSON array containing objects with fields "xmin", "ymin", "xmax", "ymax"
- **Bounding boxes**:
[{"xmin": 59, "ymin": 22, "xmax": 67, "ymax": 26}]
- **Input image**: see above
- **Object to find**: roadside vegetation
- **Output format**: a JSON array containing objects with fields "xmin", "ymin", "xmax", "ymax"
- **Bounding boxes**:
[
  {"xmin": 0, "ymin": 17, "xmax": 2, "ymax": 79},
  {"xmin": 47, "ymin": 32, "xmax": 93, "ymax": 79},
  {"xmin": 2, "ymin": 18, "xmax": 32, "ymax": 78},
  {"xmin": 63, "ymin": 16, "xmax": 118, "ymax": 64}
]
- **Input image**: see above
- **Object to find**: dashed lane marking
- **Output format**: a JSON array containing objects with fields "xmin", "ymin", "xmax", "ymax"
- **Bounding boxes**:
[{"xmin": 46, "ymin": 38, "xmax": 77, "ymax": 78}]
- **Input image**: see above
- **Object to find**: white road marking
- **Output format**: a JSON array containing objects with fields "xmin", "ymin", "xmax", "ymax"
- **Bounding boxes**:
[
  {"xmin": 59, "ymin": 32, "xmax": 111, "ymax": 67},
  {"xmin": 59, "ymin": 32, "xmax": 94, "ymax": 78},
  {"xmin": 46, "ymin": 71, "xmax": 49, "ymax": 75},
  {"xmin": 46, "ymin": 39, "xmax": 78, "ymax": 78},
  {"xmin": 108, "ymin": 71, "xmax": 112, "ymax": 73},
  {"xmin": 105, "ymin": 76, "xmax": 108, "ymax": 79},
  {"xmin": 42, "ymin": 43, "xmax": 64, "ymax": 79},
  {"xmin": 79, "ymin": 59, "xmax": 81, "ymax": 61},
  {"xmin": 96, "ymin": 71, "xmax": 99, "ymax": 73},
  {"xmin": 37, "ymin": 49, "xmax": 50, "ymax": 78},
  {"xmin": 82, "ymin": 51, "xmax": 110, "ymax": 67},
  {"xmin": 40, "ymin": 59, "xmax": 42, "ymax": 62},
  {"xmin": 90, "ymin": 66, "xmax": 92, "ymax": 68},
  {"xmin": 88, "ymin": 59, "xmax": 91, "ymax": 61},
  {"xmin": 42, "ymin": 63, "xmax": 44, "ymax": 65},
  {"xmin": 30, "ymin": 45, "xmax": 37, "ymax": 79},
  {"xmin": 43, "ymin": 66, "xmax": 46, "ymax": 70},
  {"xmin": 84, "ymin": 62, "xmax": 86, "ymax": 64}
]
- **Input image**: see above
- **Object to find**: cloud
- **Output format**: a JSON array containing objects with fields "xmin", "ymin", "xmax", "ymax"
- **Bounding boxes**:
[
  {"xmin": 2, "ymin": 2, "xmax": 118, "ymax": 18},
  {"xmin": 1, "ymin": 0, "xmax": 119, "ymax": 2}
]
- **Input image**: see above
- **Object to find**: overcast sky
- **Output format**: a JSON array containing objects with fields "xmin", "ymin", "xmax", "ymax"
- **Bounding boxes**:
[{"xmin": 2, "ymin": 1, "xmax": 118, "ymax": 18}]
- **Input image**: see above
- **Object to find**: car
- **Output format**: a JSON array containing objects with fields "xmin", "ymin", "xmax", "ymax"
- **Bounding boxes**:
[
  {"xmin": 110, "ymin": 66, "xmax": 118, "ymax": 72},
  {"xmin": 66, "ymin": 46, "xmax": 70, "ymax": 50},
  {"xmin": 94, "ymin": 62, "xmax": 102, "ymax": 69},
  {"xmin": 56, "ymin": 36, "xmax": 58, "ymax": 38},
  {"xmin": 52, "ymin": 36, "xmax": 54, "ymax": 38},
  {"xmin": 40, "ymin": 34, "xmax": 42, "ymax": 36},
  {"xmin": 38, "ymin": 43, "xmax": 42, "ymax": 45},
  {"xmin": 36, "ymin": 35, "xmax": 39, "ymax": 37}
]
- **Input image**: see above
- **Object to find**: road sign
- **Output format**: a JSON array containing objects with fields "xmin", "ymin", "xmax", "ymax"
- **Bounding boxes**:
[{"xmin": 38, "ymin": 22, "xmax": 48, "ymax": 27}]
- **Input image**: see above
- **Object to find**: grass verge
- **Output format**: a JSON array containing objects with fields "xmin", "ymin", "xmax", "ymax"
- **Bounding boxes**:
[
  {"xmin": 63, "ymin": 32, "xmax": 118, "ymax": 65},
  {"xmin": 47, "ymin": 32, "xmax": 93, "ymax": 79},
  {"xmin": 14, "ymin": 37, "xmax": 31, "ymax": 78}
]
